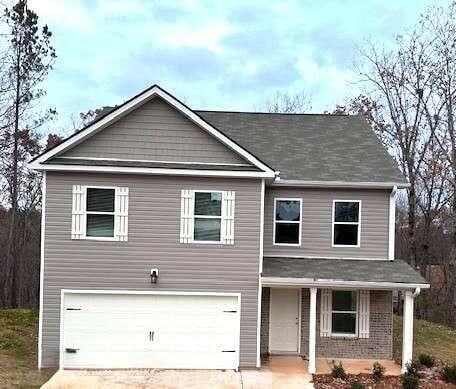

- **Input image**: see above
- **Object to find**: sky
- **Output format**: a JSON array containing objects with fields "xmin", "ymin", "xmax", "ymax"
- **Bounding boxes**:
[{"xmin": 25, "ymin": 0, "xmax": 448, "ymax": 137}]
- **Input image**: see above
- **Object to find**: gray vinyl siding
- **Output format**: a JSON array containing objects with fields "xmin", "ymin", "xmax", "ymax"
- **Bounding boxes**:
[
  {"xmin": 60, "ymin": 98, "xmax": 249, "ymax": 165},
  {"xmin": 41, "ymin": 172, "xmax": 261, "ymax": 368},
  {"xmin": 264, "ymin": 188, "xmax": 389, "ymax": 259}
]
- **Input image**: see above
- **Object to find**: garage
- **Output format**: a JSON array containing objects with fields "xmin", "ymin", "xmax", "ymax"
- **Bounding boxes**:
[{"xmin": 60, "ymin": 291, "xmax": 240, "ymax": 370}]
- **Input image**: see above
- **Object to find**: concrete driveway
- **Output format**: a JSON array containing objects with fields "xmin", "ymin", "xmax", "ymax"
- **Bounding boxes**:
[{"xmin": 41, "ymin": 368, "xmax": 314, "ymax": 389}]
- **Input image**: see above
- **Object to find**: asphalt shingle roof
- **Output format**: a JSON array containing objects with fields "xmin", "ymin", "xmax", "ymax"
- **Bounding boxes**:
[
  {"xmin": 196, "ymin": 111, "xmax": 406, "ymax": 183},
  {"xmin": 52, "ymin": 104, "xmax": 406, "ymax": 184},
  {"xmin": 262, "ymin": 257, "xmax": 428, "ymax": 286}
]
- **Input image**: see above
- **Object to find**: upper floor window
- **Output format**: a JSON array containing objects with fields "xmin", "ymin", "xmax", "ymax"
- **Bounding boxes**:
[
  {"xmin": 86, "ymin": 188, "xmax": 115, "ymax": 237},
  {"xmin": 332, "ymin": 290, "xmax": 357, "ymax": 336},
  {"xmin": 180, "ymin": 189, "xmax": 235, "ymax": 245},
  {"xmin": 332, "ymin": 200, "xmax": 361, "ymax": 247},
  {"xmin": 194, "ymin": 191, "xmax": 222, "ymax": 242},
  {"xmin": 273, "ymin": 198, "xmax": 302, "ymax": 246},
  {"xmin": 71, "ymin": 185, "xmax": 129, "ymax": 241}
]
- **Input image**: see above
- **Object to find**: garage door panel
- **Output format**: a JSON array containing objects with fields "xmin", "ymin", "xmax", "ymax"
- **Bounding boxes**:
[
  {"xmin": 65, "ymin": 350, "xmax": 238, "ymax": 370},
  {"xmin": 62, "ymin": 293, "xmax": 240, "ymax": 369}
]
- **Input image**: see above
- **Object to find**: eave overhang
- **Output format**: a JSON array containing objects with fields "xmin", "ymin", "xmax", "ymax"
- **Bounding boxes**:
[
  {"xmin": 271, "ymin": 178, "xmax": 410, "ymax": 189},
  {"xmin": 29, "ymin": 162, "xmax": 275, "ymax": 178},
  {"xmin": 261, "ymin": 276, "xmax": 430, "ymax": 291}
]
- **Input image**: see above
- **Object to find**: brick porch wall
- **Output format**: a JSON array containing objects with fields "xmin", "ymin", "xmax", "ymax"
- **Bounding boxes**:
[
  {"xmin": 301, "ymin": 289, "xmax": 393, "ymax": 359},
  {"xmin": 261, "ymin": 287, "xmax": 393, "ymax": 360},
  {"xmin": 260, "ymin": 287, "xmax": 270, "ymax": 356}
]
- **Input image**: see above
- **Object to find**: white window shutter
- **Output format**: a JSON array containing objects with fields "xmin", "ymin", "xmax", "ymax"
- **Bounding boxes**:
[
  {"xmin": 71, "ymin": 185, "xmax": 86, "ymax": 239},
  {"xmin": 221, "ymin": 191, "xmax": 235, "ymax": 245},
  {"xmin": 115, "ymin": 187, "xmax": 129, "ymax": 242},
  {"xmin": 180, "ymin": 189, "xmax": 194, "ymax": 243},
  {"xmin": 358, "ymin": 290, "xmax": 370, "ymax": 338},
  {"xmin": 320, "ymin": 289, "xmax": 332, "ymax": 337}
]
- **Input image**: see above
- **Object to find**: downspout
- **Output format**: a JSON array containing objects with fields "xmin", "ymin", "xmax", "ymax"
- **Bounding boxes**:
[
  {"xmin": 388, "ymin": 186, "xmax": 397, "ymax": 261},
  {"xmin": 412, "ymin": 287, "xmax": 421, "ymax": 298}
]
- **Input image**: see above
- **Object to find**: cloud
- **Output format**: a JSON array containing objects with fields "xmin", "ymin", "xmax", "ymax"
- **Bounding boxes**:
[
  {"xmin": 160, "ymin": 21, "xmax": 232, "ymax": 53},
  {"xmin": 31, "ymin": 0, "xmax": 92, "ymax": 30},
  {"xmin": 26, "ymin": 0, "xmax": 445, "ymax": 136}
]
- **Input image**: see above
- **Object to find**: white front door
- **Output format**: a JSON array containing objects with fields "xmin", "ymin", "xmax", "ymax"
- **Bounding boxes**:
[
  {"xmin": 269, "ymin": 288, "xmax": 300, "ymax": 353},
  {"xmin": 61, "ymin": 292, "xmax": 240, "ymax": 370}
]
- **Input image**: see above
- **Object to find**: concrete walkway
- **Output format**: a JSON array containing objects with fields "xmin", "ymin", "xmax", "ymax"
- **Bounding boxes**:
[
  {"xmin": 42, "ymin": 357, "xmax": 314, "ymax": 388},
  {"xmin": 243, "ymin": 356, "xmax": 314, "ymax": 388},
  {"xmin": 315, "ymin": 358, "xmax": 401, "ymax": 376},
  {"xmin": 41, "ymin": 356, "xmax": 401, "ymax": 388},
  {"xmin": 42, "ymin": 369, "xmax": 242, "ymax": 389}
]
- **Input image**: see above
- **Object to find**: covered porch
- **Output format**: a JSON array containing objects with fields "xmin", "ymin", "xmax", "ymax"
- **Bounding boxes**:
[
  {"xmin": 263, "ymin": 355, "xmax": 401, "ymax": 376},
  {"xmin": 260, "ymin": 257, "xmax": 430, "ymax": 374}
]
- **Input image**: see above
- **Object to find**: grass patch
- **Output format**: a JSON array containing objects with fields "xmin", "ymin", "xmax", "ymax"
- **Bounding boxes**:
[
  {"xmin": 0, "ymin": 309, "xmax": 55, "ymax": 388},
  {"xmin": 393, "ymin": 315, "xmax": 456, "ymax": 364}
]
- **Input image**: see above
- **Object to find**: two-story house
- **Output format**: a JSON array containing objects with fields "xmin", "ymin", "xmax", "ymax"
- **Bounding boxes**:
[{"xmin": 30, "ymin": 85, "xmax": 428, "ymax": 374}]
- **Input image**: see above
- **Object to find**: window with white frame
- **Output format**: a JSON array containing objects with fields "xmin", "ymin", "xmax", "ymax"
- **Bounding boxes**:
[
  {"xmin": 193, "ymin": 191, "xmax": 222, "ymax": 242},
  {"xmin": 332, "ymin": 200, "xmax": 361, "ymax": 246},
  {"xmin": 331, "ymin": 290, "xmax": 357, "ymax": 336},
  {"xmin": 273, "ymin": 198, "xmax": 301, "ymax": 245},
  {"xmin": 86, "ymin": 188, "xmax": 115, "ymax": 237},
  {"xmin": 71, "ymin": 185, "xmax": 129, "ymax": 241}
]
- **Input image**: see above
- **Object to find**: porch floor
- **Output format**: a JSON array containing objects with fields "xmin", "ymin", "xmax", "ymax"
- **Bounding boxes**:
[{"xmin": 265, "ymin": 356, "xmax": 401, "ymax": 376}]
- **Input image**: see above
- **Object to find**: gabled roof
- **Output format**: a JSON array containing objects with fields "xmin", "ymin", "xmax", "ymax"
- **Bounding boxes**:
[
  {"xmin": 196, "ymin": 111, "xmax": 407, "ymax": 186},
  {"xmin": 29, "ymin": 85, "xmax": 276, "ymax": 178},
  {"xmin": 30, "ymin": 84, "xmax": 407, "ymax": 187}
]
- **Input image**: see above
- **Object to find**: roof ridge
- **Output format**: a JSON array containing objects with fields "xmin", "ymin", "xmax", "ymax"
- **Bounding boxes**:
[{"xmin": 195, "ymin": 109, "xmax": 354, "ymax": 117}]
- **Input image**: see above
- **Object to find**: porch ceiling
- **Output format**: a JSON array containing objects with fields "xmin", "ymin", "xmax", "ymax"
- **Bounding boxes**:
[{"xmin": 262, "ymin": 257, "xmax": 429, "ymax": 290}]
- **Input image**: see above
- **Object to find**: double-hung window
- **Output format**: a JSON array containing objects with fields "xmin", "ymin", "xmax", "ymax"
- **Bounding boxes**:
[
  {"xmin": 71, "ymin": 185, "xmax": 129, "ymax": 241},
  {"xmin": 332, "ymin": 200, "xmax": 361, "ymax": 247},
  {"xmin": 331, "ymin": 290, "xmax": 357, "ymax": 336},
  {"xmin": 193, "ymin": 191, "xmax": 222, "ymax": 243},
  {"xmin": 273, "ymin": 198, "xmax": 302, "ymax": 245},
  {"xmin": 180, "ymin": 190, "xmax": 235, "ymax": 244},
  {"xmin": 86, "ymin": 188, "xmax": 116, "ymax": 238}
]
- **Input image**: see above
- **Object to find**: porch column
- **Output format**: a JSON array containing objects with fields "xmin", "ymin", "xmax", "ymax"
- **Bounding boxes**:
[
  {"xmin": 402, "ymin": 291, "xmax": 414, "ymax": 372},
  {"xmin": 308, "ymin": 287, "xmax": 317, "ymax": 374}
]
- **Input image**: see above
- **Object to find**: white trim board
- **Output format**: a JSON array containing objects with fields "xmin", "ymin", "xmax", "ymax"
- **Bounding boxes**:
[
  {"xmin": 271, "ymin": 179, "xmax": 410, "ymax": 189},
  {"xmin": 256, "ymin": 179, "xmax": 265, "ymax": 367},
  {"xmin": 262, "ymin": 254, "xmax": 389, "ymax": 261},
  {"xmin": 61, "ymin": 289, "xmax": 242, "ymax": 296},
  {"xmin": 29, "ymin": 163, "xmax": 274, "ymax": 178},
  {"xmin": 37, "ymin": 172, "xmax": 46, "ymax": 369},
  {"xmin": 388, "ymin": 186, "xmax": 397, "ymax": 260},
  {"xmin": 30, "ymin": 85, "xmax": 275, "ymax": 176},
  {"xmin": 261, "ymin": 277, "xmax": 430, "ymax": 290}
]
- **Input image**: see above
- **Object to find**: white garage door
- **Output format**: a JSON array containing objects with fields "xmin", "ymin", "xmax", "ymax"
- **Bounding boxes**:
[{"xmin": 61, "ymin": 292, "xmax": 240, "ymax": 370}]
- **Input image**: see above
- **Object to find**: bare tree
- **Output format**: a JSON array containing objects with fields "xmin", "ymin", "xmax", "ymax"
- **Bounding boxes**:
[
  {"xmin": 70, "ymin": 106, "xmax": 115, "ymax": 132},
  {"xmin": 336, "ymin": 2, "xmax": 456, "ymax": 325},
  {"xmin": 420, "ymin": 2, "xmax": 456, "ymax": 324},
  {"xmin": 0, "ymin": 0, "xmax": 56, "ymax": 307},
  {"xmin": 263, "ymin": 90, "xmax": 312, "ymax": 113},
  {"xmin": 354, "ymin": 28, "xmax": 444, "ymax": 268}
]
